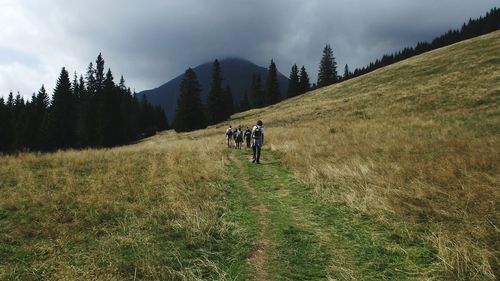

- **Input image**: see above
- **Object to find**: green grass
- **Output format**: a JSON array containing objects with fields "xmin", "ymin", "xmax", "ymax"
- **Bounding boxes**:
[{"xmin": 233, "ymin": 149, "xmax": 438, "ymax": 280}]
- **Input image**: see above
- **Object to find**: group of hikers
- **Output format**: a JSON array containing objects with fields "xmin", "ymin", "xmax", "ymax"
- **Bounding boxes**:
[{"xmin": 226, "ymin": 120, "xmax": 264, "ymax": 164}]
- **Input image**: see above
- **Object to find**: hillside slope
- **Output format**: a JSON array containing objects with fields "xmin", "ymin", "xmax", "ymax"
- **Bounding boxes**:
[{"xmin": 228, "ymin": 30, "xmax": 500, "ymax": 280}]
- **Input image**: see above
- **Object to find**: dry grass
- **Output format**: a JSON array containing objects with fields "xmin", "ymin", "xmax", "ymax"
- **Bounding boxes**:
[
  {"xmin": 231, "ymin": 31, "xmax": 500, "ymax": 280},
  {"xmin": 0, "ymin": 130, "xmax": 235, "ymax": 280}
]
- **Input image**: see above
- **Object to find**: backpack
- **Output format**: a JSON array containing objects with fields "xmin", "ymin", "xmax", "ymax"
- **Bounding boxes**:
[
  {"xmin": 226, "ymin": 128, "xmax": 233, "ymax": 136},
  {"xmin": 253, "ymin": 126, "xmax": 262, "ymax": 138}
]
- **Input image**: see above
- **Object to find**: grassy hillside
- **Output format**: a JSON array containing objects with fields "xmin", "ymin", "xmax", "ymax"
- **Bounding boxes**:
[
  {"xmin": 1, "ymin": 31, "xmax": 499, "ymax": 280},
  {"xmin": 229, "ymin": 30, "xmax": 500, "ymax": 280}
]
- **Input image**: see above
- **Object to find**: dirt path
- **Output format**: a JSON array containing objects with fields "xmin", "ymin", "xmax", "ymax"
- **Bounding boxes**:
[{"xmin": 230, "ymin": 154, "xmax": 270, "ymax": 281}]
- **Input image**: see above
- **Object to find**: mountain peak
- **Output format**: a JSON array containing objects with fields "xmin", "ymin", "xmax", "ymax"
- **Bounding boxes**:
[{"xmin": 139, "ymin": 58, "xmax": 289, "ymax": 121}]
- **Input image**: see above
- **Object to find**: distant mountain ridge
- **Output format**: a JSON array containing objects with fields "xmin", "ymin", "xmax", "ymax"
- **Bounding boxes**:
[{"xmin": 138, "ymin": 58, "xmax": 289, "ymax": 121}]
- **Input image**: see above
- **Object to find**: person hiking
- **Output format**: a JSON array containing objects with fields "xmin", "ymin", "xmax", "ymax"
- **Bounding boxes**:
[
  {"xmin": 233, "ymin": 127, "xmax": 238, "ymax": 145},
  {"xmin": 244, "ymin": 126, "xmax": 252, "ymax": 148},
  {"xmin": 236, "ymin": 128, "xmax": 243, "ymax": 149},
  {"xmin": 226, "ymin": 125, "xmax": 234, "ymax": 147},
  {"xmin": 251, "ymin": 120, "xmax": 264, "ymax": 164}
]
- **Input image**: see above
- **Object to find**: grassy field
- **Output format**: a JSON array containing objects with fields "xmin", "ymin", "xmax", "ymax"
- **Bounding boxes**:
[
  {"xmin": 1, "ymin": 31, "xmax": 499, "ymax": 280},
  {"xmin": 0, "ymin": 134, "xmax": 255, "ymax": 280}
]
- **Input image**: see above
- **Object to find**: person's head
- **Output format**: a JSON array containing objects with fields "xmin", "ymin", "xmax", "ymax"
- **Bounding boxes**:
[
  {"xmin": 229, "ymin": 125, "xmax": 232, "ymax": 128},
  {"xmin": 257, "ymin": 120, "xmax": 263, "ymax": 126},
  {"xmin": 246, "ymin": 126, "xmax": 249, "ymax": 129}
]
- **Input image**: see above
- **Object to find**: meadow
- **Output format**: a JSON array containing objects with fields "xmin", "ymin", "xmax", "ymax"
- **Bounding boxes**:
[{"xmin": 1, "ymin": 31, "xmax": 499, "ymax": 280}]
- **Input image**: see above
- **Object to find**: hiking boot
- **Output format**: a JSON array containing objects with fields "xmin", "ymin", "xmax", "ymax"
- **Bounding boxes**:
[{"xmin": 252, "ymin": 159, "xmax": 256, "ymax": 163}]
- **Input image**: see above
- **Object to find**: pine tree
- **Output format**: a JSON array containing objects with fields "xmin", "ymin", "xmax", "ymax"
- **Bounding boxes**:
[
  {"xmin": 34, "ymin": 85, "xmax": 50, "ymax": 149},
  {"xmin": 77, "ymin": 62, "xmax": 97, "ymax": 147},
  {"xmin": 0, "ymin": 97, "xmax": 8, "ymax": 151},
  {"xmin": 22, "ymin": 94, "xmax": 39, "ymax": 150},
  {"xmin": 250, "ymin": 73, "xmax": 264, "ymax": 108},
  {"xmin": 207, "ymin": 59, "xmax": 225, "ymax": 124},
  {"xmin": 343, "ymin": 64, "xmax": 351, "ymax": 80},
  {"xmin": 224, "ymin": 84, "xmax": 234, "ymax": 119},
  {"xmin": 317, "ymin": 44, "xmax": 338, "ymax": 87},
  {"xmin": 154, "ymin": 106, "xmax": 169, "ymax": 131},
  {"xmin": 298, "ymin": 65, "xmax": 311, "ymax": 94},
  {"xmin": 0, "ymin": 92, "xmax": 15, "ymax": 151},
  {"xmin": 287, "ymin": 64, "xmax": 300, "ymax": 98},
  {"xmin": 265, "ymin": 59, "xmax": 280, "ymax": 105},
  {"xmin": 48, "ymin": 67, "xmax": 76, "ymax": 149},
  {"xmin": 240, "ymin": 90, "xmax": 250, "ymax": 111},
  {"xmin": 97, "ymin": 68, "xmax": 121, "ymax": 147},
  {"xmin": 11, "ymin": 93, "xmax": 26, "ymax": 149},
  {"xmin": 118, "ymin": 76, "xmax": 132, "ymax": 143},
  {"xmin": 95, "ymin": 53, "xmax": 105, "ymax": 93},
  {"xmin": 173, "ymin": 68, "xmax": 207, "ymax": 132}
]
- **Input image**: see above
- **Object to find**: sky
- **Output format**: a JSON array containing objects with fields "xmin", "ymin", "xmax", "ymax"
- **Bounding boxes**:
[{"xmin": 0, "ymin": 0, "xmax": 497, "ymax": 100}]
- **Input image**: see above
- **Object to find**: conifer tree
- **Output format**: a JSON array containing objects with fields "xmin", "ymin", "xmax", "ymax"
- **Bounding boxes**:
[
  {"xmin": 6, "ymin": 91, "xmax": 14, "ymax": 108},
  {"xmin": 317, "ymin": 44, "xmax": 338, "ymax": 87},
  {"xmin": 265, "ymin": 59, "xmax": 280, "ymax": 105},
  {"xmin": 173, "ymin": 68, "xmax": 207, "ymax": 132},
  {"xmin": 224, "ymin": 84, "xmax": 234, "ymax": 119},
  {"xmin": 11, "ymin": 93, "xmax": 26, "ymax": 148},
  {"xmin": 287, "ymin": 64, "xmax": 300, "ymax": 98},
  {"xmin": 154, "ymin": 106, "xmax": 169, "ymax": 131},
  {"xmin": 78, "ymin": 62, "xmax": 97, "ymax": 146},
  {"xmin": 34, "ymin": 85, "xmax": 50, "ymax": 149},
  {"xmin": 95, "ymin": 53, "xmax": 105, "ymax": 93},
  {"xmin": 48, "ymin": 67, "xmax": 76, "ymax": 148},
  {"xmin": 0, "ymin": 97, "xmax": 8, "ymax": 151},
  {"xmin": 1, "ymin": 93, "xmax": 14, "ymax": 151},
  {"xmin": 298, "ymin": 65, "xmax": 311, "ymax": 94},
  {"xmin": 240, "ymin": 90, "xmax": 250, "ymax": 111},
  {"xmin": 250, "ymin": 73, "xmax": 264, "ymax": 108},
  {"xmin": 1, "ymin": 53, "xmax": 169, "ymax": 152},
  {"xmin": 343, "ymin": 64, "xmax": 351, "ymax": 80},
  {"xmin": 97, "ymin": 68, "xmax": 122, "ymax": 147},
  {"xmin": 207, "ymin": 59, "xmax": 225, "ymax": 124}
]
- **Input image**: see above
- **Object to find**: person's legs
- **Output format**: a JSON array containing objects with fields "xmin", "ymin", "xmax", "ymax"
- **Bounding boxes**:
[
  {"xmin": 256, "ymin": 145, "xmax": 261, "ymax": 163},
  {"xmin": 252, "ymin": 144, "xmax": 257, "ymax": 162}
]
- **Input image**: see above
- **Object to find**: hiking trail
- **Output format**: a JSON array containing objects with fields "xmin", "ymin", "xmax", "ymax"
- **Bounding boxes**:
[{"xmin": 227, "ymin": 148, "xmax": 437, "ymax": 280}]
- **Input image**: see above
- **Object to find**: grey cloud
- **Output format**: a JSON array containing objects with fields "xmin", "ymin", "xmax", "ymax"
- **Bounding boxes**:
[{"xmin": 0, "ymin": 0, "xmax": 497, "ymax": 97}]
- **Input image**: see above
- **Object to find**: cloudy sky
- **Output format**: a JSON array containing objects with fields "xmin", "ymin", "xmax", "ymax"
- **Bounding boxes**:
[{"xmin": 0, "ymin": 0, "xmax": 497, "ymax": 99}]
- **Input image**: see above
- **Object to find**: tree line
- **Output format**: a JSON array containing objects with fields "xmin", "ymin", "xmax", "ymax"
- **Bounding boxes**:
[
  {"xmin": 174, "ymin": 59, "xmax": 287, "ymax": 132},
  {"xmin": 342, "ymin": 7, "xmax": 500, "ymax": 81},
  {"xmin": 3, "ymin": 7, "xmax": 497, "ymax": 141},
  {"xmin": 218, "ymin": 6, "xmax": 500, "ymax": 129},
  {"xmin": 0, "ymin": 54, "xmax": 168, "ymax": 152},
  {"xmin": 172, "ymin": 40, "xmax": 349, "ymax": 131}
]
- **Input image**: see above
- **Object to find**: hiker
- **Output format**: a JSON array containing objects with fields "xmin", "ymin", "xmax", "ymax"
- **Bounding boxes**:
[
  {"xmin": 233, "ymin": 127, "xmax": 238, "ymax": 145},
  {"xmin": 226, "ymin": 125, "xmax": 234, "ymax": 147},
  {"xmin": 244, "ymin": 126, "xmax": 252, "ymax": 148},
  {"xmin": 236, "ymin": 128, "xmax": 244, "ymax": 149},
  {"xmin": 251, "ymin": 120, "xmax": 264, "ymax": 164}
]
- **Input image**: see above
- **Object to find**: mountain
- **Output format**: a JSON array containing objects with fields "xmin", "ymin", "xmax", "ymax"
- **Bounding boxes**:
[{"xmin": 138, "ymin": 58, "xmax": 290, "ymax": 121}]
